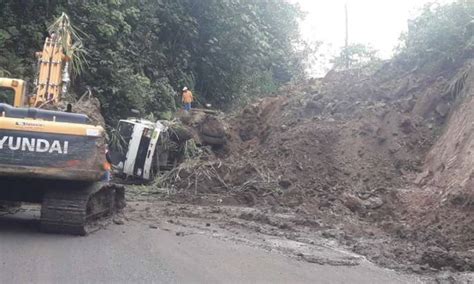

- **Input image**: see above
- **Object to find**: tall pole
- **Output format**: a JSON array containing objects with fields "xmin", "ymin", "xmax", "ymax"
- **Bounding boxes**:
[{"xmin": 345, "ymin": 1, "xmax": 349, "ymax": 68}]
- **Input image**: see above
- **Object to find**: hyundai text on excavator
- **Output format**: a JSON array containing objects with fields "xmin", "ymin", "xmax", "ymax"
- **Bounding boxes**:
[{"xmin": 0, "ymin": 14, "xmax": 125, "ymax": 235}]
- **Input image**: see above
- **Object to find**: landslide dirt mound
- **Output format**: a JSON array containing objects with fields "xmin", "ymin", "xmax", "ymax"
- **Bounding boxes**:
[
  {"xmin": 159, "ymin": 59, "xmax": 474, "ymax": 272},
  {"xmin": 401, "ymin": 63, "xmax": 474, "ymax": 271}
]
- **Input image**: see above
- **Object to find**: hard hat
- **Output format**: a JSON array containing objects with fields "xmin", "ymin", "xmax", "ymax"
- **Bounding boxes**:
[{"xmin": 182, "ymin": 87, "xmax": 188, "ymax": 91}]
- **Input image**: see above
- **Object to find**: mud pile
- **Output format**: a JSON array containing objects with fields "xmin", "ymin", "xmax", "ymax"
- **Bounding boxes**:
[
  {"xmin": 42, "ymin": 91, "xmax": 106, "ymax": 128},
  {"xmin": 176, "ymin": 109, "xmax": 227, "ymax": 147},
  {"xmin": 162, "ymin": 59, "xmax": 473, "ymax": 272},
  {"xmin": 401, "ymin": 64, "xmax": 474, "ymax": 270}
]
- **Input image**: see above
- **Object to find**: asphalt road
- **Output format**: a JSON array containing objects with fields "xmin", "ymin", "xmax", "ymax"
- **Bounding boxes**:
[{"xmin": 0, "ymin": 211, "xmax": 422, "ymax": 284}]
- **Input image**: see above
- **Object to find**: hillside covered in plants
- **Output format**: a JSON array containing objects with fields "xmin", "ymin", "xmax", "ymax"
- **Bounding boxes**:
[{"xmin": 0, "ymin": 0, "xmax": 304, "ymax": 123}]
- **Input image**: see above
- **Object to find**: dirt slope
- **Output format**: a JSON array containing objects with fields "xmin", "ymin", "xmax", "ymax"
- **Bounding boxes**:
[
  {"xmin": 161, "ymin": 59, "xmax": 473, "ymax": 272},
  {"xmin": 403, "ymin": 63, "xmax": 474, "ymax": 269}
]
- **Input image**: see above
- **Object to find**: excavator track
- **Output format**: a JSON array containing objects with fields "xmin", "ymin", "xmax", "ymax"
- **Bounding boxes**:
[{"xmin": 41, "ymin": 183, "xmax": 125, "ymax": 235}]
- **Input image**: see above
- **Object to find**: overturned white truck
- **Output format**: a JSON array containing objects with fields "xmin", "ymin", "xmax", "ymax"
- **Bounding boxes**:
[
  {"xmin": 109, "ymin": 118, "xmax": 171, "ymax": 181},
  {"xmin": 109, "ymin": 109, "xmax": 227, "ymax": 182}
]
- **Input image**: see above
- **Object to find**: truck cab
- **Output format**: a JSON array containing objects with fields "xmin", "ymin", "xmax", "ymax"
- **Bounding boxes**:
[
  {"xmin": 0, "ymin": 78, "xmax": 27, "ymax": 107},
  {"xmin": 109, "ymin": 118, "xmax": 170, "ymax": 181}
]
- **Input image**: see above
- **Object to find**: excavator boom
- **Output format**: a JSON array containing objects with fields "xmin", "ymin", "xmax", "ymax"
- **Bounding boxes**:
[{"xmin": 33, "ymin": 36, "xmax": 68, "ymax": 107}]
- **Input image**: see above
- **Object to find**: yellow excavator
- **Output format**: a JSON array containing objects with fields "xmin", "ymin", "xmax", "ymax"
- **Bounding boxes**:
[{"xmin": 0, "ymin": 14, "xmax": 124, "ymax": 235}]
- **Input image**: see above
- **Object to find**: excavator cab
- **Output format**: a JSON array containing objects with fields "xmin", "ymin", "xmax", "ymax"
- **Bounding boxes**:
[{"xmin": 0, "ymin": 78, "xmax": 27, "ymax": 107}]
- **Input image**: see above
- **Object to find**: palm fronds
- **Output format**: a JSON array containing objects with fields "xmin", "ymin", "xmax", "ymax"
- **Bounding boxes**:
[
  {"xmin": 48, "ymin": 13, "xmax": 88, "ymax": 76},
  {"xmin": 107, "ymin": 126, "xmax": 127, "ymax": 154},
  {"xmin": 0, "ymin": 67, "xmax": 10, "ymax": 77}
]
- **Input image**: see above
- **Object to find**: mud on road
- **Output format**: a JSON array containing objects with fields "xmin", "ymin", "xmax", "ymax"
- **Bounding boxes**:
[
  {"xmin": 123, "ymin": 188, "xmax": 473, "ymax": 283},
  {"xmin": 0, "ymin": 203, "xmax": 425, "ymax": 284},
  {"xmin": 0, "ymin": 190, "xmax": 471, "ymax": 283}
]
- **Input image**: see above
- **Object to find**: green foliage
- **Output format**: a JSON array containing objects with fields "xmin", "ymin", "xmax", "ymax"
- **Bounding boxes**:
[
  {"xmin": 187, "ymin": 0, "xmax": 304, "ymax": 107},
  {"xmin": 397, "ymin": 0, "xmax": 474, "ymax": 66},
  {"xmin": 331, "ymin": 43, "xmax": 381, "ymax": 71},
  {"xmin": 0, "ymin": 0, "xmax": 303, "ymax": 124},
  {"xmin": 48, "ymin": 13, "xmax": 87, "ymax": 75},
  {"xmin": 183, "ymin": 139, "xmax": 201, "ymax": 160},
  {"xmin": 232, "ymin": 70, "xmax": 279, "ymax": 108}
]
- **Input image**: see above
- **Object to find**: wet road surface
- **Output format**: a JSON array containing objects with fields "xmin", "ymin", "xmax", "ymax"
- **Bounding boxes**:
[{"xmin": 0, "ymin": 208, "xmax": 422, "ymax": 283}]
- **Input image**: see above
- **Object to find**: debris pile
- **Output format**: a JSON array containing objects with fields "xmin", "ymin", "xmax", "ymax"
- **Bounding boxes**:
[
  {"xmin": 157, "ymin": 59, "xmax": 474, "ymax": 272},
  {"xmin": 175, "ymin": 109, "xmax": 227, "ymax": 147}
]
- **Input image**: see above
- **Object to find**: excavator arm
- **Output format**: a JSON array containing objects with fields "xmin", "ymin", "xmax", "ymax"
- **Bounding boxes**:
[
  {"xmin": 32, "ymin": 34, "xmax": 70, "ymax": 108},
  {"xmin": 0, "ymin": 13, "xmax": 73, "ymax": 109}
]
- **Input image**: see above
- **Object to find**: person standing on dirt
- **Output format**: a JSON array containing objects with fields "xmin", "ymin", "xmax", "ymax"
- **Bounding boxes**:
[{"xmin": 182, "ymin": 87, "xmax": 193, "ymax": 111}]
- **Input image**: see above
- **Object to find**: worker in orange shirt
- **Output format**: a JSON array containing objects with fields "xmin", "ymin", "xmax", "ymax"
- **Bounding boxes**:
[{"xmin": 182, "ymin": 87, "xmax": 193, "ymax": 111}]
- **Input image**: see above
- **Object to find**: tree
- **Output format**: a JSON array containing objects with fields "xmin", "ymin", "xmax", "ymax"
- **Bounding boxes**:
[
  {"xmin": 0, "ymin": 0, "xmax": 304, "ymax": 124},
  {"xmin": 331, "ymin": 43, "xmax": 381, "ymax": 70},
  {"xmin": 397, "ymin": 0, "xmax": 474, "ymax": 66}
]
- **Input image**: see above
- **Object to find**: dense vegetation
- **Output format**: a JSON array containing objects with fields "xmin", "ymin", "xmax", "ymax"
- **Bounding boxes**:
[
  {"xmin": 398, "ymin": 0, "xmax": 473, "ymax": 66},
  {"xmin": 0, "ymin": 0, "xmax": 472, "ymax": 124},
  {"xmin": 0, "ymin": 0, "xmax": 303, "ymax": 123}
]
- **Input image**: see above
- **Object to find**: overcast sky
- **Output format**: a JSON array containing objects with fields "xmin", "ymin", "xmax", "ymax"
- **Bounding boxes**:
[{"xmin": 294, "ymin": 0, "xmax": 454, "ymax": 74}]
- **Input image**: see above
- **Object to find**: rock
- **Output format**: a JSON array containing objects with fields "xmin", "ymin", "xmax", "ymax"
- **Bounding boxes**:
[
  {"xmin": 321, "ymin": 229, "xmax": 339, "ymax": 239},
  {"xmin": 389, "ymin": 145, "xmax": 401, "ymax": 154},
  {"xmin": 343, "ymin": 194, "xmax": 364, "ymax": 213},
  {"xmin": 113, "ymin": 218, "xmax": 125, "ymax": 225},
  {"xmin": 421, "ymin": 246, "xmax": 451, "ymax": 269},
  {"xmin": 434, "ymin": 273, "xmax": 458, "ymax": 284},
  {"xmin": 399, "ymin": 118, "xmax": 415, "ymax": 134},
  {"xmin": 435, "ymin": 102, "xmax": 451, "ymax": 117},
  {"xmin": 200, "ymin": 115, "xmax": 226, "ymax": 139},
  {"xmin": 278, "ymin": 179, "xmax": 292, "ymax": 189},
  {"xmin": 376, "ymin": 136, "xmax": 387, "ymax": 145},
  {"xmin": 301, "ymin": 255, "xmax": 326, "ymax": 265},
  {"xmin": 304, "ymin": 101, "xmax": 323, "ymax": 116},
  {"xmin": 149, "ymin": 224, "xmax": 158, "ymax": 229},
  {"xmin": 363, "ymin": 197, "xmax": 385, "ymax": 210},
  {"xmin": 410, "ymin": 264, "xmax": 422, "ymax": 273},
  {"xmin": 415, "ymin": 170, "xmax": 431, "ymax": 186},
  {"xmin": 312, "ymin": 93, "xmax": 322, "ymax": 101}
]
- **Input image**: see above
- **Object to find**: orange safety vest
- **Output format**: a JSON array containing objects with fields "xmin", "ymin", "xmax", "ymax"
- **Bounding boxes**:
[
  {"xmin": 103, "ymin": 161, "xmax": 111, "ymax": 171},
  {"xmin": 182, "ymin": 90, "xmax": 193, "ymax": 103}
]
